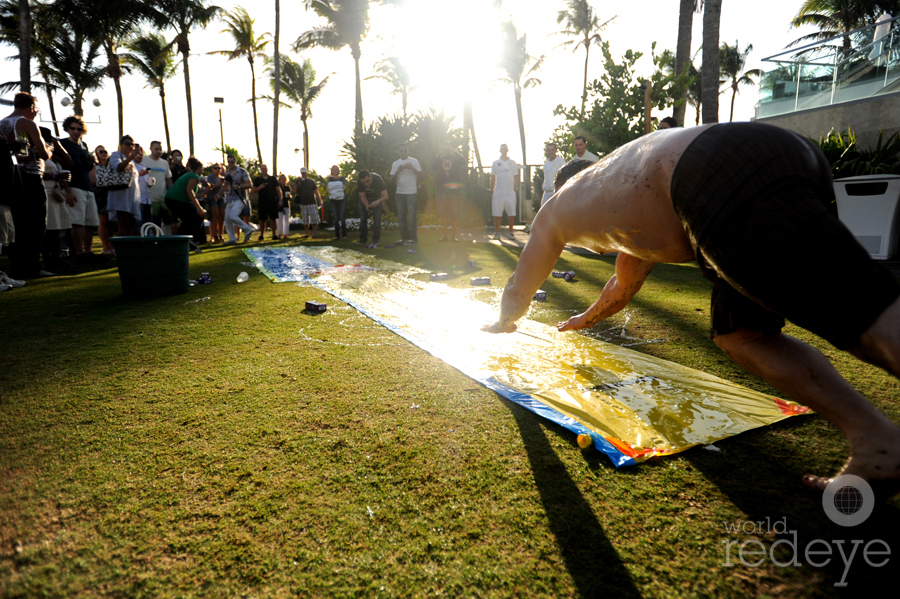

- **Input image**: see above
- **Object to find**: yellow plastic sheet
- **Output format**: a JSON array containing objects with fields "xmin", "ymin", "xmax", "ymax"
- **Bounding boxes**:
[{"xmin": 247, "ymin": 247, "xmax": 811, "ymax": 466}]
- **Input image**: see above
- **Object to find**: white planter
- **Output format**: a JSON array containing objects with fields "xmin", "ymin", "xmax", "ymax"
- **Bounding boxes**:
[{"xmin": 834, "ymin": 174, "xmax": 900, "ymax": 260}]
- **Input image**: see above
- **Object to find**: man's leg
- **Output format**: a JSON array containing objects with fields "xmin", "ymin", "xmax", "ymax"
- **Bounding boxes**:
[
  {"xmin": 494, "ymin": 216, "xmax": 501, "ymax": 234},
  {"xmin": 358, "ymin": 200, "xmax": 368, "ymax": 243},
  {"xmin": 372, "ymin": 204, "xmax": 382, "ymax": 245},
  {"xmin": 409, "ymin": 194, "xmax": 418, "ymax": 242},
  {"xmin": 396, "ymin": 193, "xmax": 408, "ymax": 241},
  {"xmin": 714, "ymin": 328, "xmax": 900, "ymax": 497},
  {"xmin": 508, "ymin": 215, "xmax": 515, "ymax": 233}
]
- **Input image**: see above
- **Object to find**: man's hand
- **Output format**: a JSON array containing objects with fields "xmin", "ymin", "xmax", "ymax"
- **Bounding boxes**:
[
  {"xmin": 557, "ymin": 313, "xmax": 591, "ymax": 332},
  {"xmin": 481, "ymin": 321, "xmax": 517, "ymax": 334},
  {"xmin": 65, "ymin": 191, "xmax": 76, "ymax": 207}
]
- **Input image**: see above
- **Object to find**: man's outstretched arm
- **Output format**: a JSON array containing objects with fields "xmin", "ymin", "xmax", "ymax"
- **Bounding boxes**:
[
  {"xmin": 483, "ymin": 223, "xmax": 567, "ymax": 333},
  {"xmin": 557, "ymin": 253, "xmax": 655, "ymax": 331}
]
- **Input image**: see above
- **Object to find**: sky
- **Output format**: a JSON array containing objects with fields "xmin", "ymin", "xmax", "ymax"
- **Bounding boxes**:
[{"xmin": 0, "ymin": 0, "xmax": 819, "ymax": 174}]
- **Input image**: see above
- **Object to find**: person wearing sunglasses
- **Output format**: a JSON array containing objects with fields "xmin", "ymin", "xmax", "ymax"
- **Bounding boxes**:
[
  {"xmin": 107, "ymin": 135, "xmax": 142, "ymax": 236},
  {"xmin": 59, "ymin": 115, "xmax": 104, "ymax": 263}
]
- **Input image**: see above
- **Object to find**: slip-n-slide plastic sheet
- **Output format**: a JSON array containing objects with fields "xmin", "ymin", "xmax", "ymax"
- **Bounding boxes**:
[{"xmin": 245, "ymin": 247, "xmax": 811, "ymax": 467}]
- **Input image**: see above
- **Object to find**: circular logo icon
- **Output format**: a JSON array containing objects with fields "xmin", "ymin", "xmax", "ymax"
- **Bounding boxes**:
[{"xmin": 822, "ymin": 474, "xmax": 874, "ymax": 527}]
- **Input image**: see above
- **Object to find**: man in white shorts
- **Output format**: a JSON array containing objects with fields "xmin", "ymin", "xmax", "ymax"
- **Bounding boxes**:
[
  {"xmin": 490, "ymin": 144, "xmax": 519, "ymax": 240},
  {"xmin": 59, "ymin": 115, "xmax": 103, "ymax": 264}
]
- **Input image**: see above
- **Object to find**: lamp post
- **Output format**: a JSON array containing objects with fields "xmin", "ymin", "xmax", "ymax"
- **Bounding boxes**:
[{"xmin": 214, "ymin": 97, "xmax": 225, "ymax": 163}]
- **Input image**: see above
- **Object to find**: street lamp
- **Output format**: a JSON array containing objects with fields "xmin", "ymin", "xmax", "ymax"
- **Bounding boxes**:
[{"xmin": 214, "ymin": 97, "xmax": 225, "ymax": 163}]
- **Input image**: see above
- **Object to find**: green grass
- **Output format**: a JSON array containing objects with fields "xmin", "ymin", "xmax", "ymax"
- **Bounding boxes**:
[{"xmin": 1, "ymin": 228, "xmax": 898, "ymax": 598}]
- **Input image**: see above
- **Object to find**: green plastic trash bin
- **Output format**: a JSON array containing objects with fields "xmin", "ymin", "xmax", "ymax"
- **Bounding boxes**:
[{"xmin": 110, "ymin": 235, "xmax": 192, "ymax": 297}]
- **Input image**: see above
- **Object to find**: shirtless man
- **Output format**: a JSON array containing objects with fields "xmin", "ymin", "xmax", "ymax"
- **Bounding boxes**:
[{"xmin": 483, "ymin": 122, "xmax": 900, "ymax": 498}]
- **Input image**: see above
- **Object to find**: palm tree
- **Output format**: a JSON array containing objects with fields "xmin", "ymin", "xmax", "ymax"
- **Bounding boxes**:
[
  {"xmin": 685, "ymin": 60, "xmax": 703, "ymax": 125},
  {"xmin": 497, "ymin": 21, "xmax": 543, "ymax": 165},
  {"xmin": 273, "ymin": 0, "xmax": 281, "ymax": 174},
  {"xmin": 1, "ymin": 0, "xmax": 57, "ymax": 130},
  {"xmin": 18, "ymin": 0, "xmax": 30, "ymax": 92},
  {"xmin": 57, "ymin": 0, "xmax": 154, "ymax": 138},
  {"xmin": 122, "ymin": 33, "xmax": 178, "ymax": 151},
  {"xmin": 701, "ymin": 0, "xmax": 722, "ymax": 124},
  {"xmin": 264, "ymin": 55, "xmax": 329, "ymax": 171},
  {"xmin": 555, "ymin": 0, "xmax": 616, "ymax": 117},
  {"xmin": 41, "ymin": 30, "xmax": 105, "ymax": 117},
  {"xmin": 209, "ymin": 6, "xmax": 270, "ymax": 164},
  {"xmin": 365, "ymin": 56, "xmax": 415, "ymax": 120},
  {"xmin": 673, "ymin": 0, "xmax": 699, "ymax": 126},
  {"xmin": 155, "ymin": 0, "xmax": 220, "ymax": 156},
  {"xmin": 293, "ymin": 0, "xmax": 370, "ymax": 137},
  {"xmin": 719, "ymin": 41, "xmax": 761, "ymax": 122},
  {"xmin": 789, "ymin": 0, "xmax": 894, "ymax": 53}
]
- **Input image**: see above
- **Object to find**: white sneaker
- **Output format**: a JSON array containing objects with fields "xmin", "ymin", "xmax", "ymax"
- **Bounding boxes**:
[
  {"xmin": 243, "ymin": 230, "xmax": 252, "ymax": 243},
  {"xmin": 0, "ymin": 283, "xmax": 10, "ymax": 292},
  {"xmin": 0, "ymin": 272, "xmax": 25, "ymax": 288},
  {"xmin": 508, "ymin": 232, "xmax": 515, "ymax": 240},
  {"xmin": 492, "ymin": 232, "xmax": 500, "ymax": 240}
]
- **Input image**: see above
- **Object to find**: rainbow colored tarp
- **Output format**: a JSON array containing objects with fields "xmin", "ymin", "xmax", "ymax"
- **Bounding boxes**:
[{"xmin": 245, "ymin": 247, "xmax": 811, "ymax": 467}]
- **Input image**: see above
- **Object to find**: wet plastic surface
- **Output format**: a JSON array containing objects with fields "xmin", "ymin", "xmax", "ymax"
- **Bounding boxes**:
[{"xmin": 244, "ymin": 247, "xmax": 811, "ymax": 466}]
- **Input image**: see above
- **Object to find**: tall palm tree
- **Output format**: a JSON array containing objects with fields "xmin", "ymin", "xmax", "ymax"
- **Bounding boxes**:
[
  {"xmin": 701, "ymin": 0, "xmax": 721, "ymax": 124},
  {"xmin": 156, "ymin": 0, "xmax": 220, "ymax": 156},
  {"xmin": 789, "ymin": 0, "xmax": 896, "ymax": 53},
  {"xmin": 1, "ymin": 0, "xmax": 57, "ymax": 130},
  {"xmin": 122, "ymin": 33, "xmax": 178, "ymax": 151},
  {"xmin": 209, "ymin": 6, "xmax": 270, "ymax": 165},
  {"xmin": 719, "ymin": 41, "xmax": 761, "ymax": 122},
  {"xmin": 41, "ymin": 32, "xmax": 105, "ymax": 117},
  {"xmin": 264, "ymin": 55, "xmax": 329, "ymax": 171},
  {"xmin": 685, "ymin": 60, "xmax": 703, "ymax": 125},
  {"xmin": 673, "ymin": 0, "xmax": 699, "ymax": 126},
  {"xmin": 18, "ymin": 0, "xmax": 30, "ymax": 92},
  {"xmin": 555, "ymin": 0, "xmax": 616, "ymax": 117},
  {"xmin": 364, "ymin": 56, "xmax": 415, "ymax": 119},
  {"xmin": 273, "ymin": 0, "xmax": 281, "ymax": 173},
  {"xmin": 56, "ymin": 0, "xmax": 153, "ymax": 139},
  {"xmin": 293, "ymin": 0, "xmax": 370, "ymax": 137},
  {"xmin": 497, "ymin": 21, "xmax": 543, "ymax": 165}
]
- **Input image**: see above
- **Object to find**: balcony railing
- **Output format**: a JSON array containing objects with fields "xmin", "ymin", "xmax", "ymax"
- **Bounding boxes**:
[{"xmin": 758, "ymin": 16, "xmax": 900, "ymax": 118}]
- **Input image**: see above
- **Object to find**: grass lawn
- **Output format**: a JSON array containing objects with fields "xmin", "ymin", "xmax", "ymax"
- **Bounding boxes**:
[{"xmin": 1, "ymin": 228, "xmax": 898, "ymax": 598}]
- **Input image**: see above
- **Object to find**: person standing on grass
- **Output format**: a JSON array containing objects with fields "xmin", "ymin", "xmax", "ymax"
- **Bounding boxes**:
[
  {"xmin": 133, "ymin": 147, "xmax": 151, "ymax": 227},
  {"xmin": 296, "ymin": 167, "xmax": 322, "ymax": 239},
  {"xmin": 432, "ymin": 141, "xmax": 466, "ymax": 242},
  {"xmin": 253, "ymin": 164, "xmax": 282, "ymax": 241},
  {"xmin": 59, "ymin": 115, "xmax": 103, "ymax": 264},
  {"xmin": 490, "ymin": 144, "xmax": 519, "ymax": 241},
  {"xmin": 0, "ymin": 92, "xmax": 53, "ymax": 279},
  {"xmin": 390, "ymin": 143, "xmax": 422, "ymax": 245},
  {"xmin": 541, "ymin": 143, "xmax": 565, "ymax": 208},
  {"xmin": 164, "ymin": 157, "xmax": 206, "ymax": 242},
  {"xmin": 91, "ymin": 146, "xmax": 114, "ymax": 254},
  {"xmin": 108, "ymin": 136, "xmax": 142, "ymax": 237},
  {"xmin": 222, "ymin": 153, "xmax": 255, "ymax": 245},
  {"xmin": 170, "ymin": 149, "xmax": 188, "ymax": 182},
  {"xmin": 357, "ymin": 169, "xmax": 387, "ymax": 246},
  {"xmin": 326, "ymin": 165, "xmax": 347, "ymax": 240},
  {"xmin": 483, "ymin": 122, "xmax": 900, "ymax": 500},
  {"xmin": 277, "ymin": 173, "xmax": 292, "ymax": 239},
  {"xmin": 143, "ymin": 141, "xmax": 174, "ymax": 231}
]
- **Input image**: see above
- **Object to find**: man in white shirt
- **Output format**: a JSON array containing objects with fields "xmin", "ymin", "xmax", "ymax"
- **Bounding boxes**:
[
  {"xmin": 143, "ymin": 141, "xmax": 173, "ymax": 227},
  {"xmin": 573, "ymin": 135, "xmax": 599, "ymax": 163},
  {"xmin": 133, "ymin": 148, "xmax": 151, "ymax": 225},
  {"xmin": 541, "ymin": 143, "xmax": 566, "ymax": 207},
  {"xmin": 389, "ymin": 143, "xmax": 422, "ymax": 245},
  {"xmin": 490, "ymin": 144, "xmax": 519, "ymax": 240}
]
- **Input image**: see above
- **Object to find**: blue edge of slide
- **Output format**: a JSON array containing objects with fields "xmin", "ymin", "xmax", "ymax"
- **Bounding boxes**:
[{"xmin": 251, "ymin": 248, "xmax": 636, "ymax": 468}]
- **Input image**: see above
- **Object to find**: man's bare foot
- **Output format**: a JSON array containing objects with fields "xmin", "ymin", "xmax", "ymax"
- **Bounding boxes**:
[{"xmin": 802, "ymin": 450, "xmax": 900, "ymax": 501}]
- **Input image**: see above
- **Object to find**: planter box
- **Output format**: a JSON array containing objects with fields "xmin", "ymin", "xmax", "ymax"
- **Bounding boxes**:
[{"xmin": 834, "ymin": 174, "xmax": 900, "ymax": 260}]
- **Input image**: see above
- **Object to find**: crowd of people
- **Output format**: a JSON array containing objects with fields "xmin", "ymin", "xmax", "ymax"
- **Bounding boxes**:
[{"xmin": 0, "ymin": 92, "xmax": 333, "ymax": 290}]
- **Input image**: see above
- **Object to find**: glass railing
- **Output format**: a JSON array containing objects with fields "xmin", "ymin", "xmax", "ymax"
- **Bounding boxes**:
[{"xmin": 757, "ymin": 16, "xmax": 900, "ymax": 118}]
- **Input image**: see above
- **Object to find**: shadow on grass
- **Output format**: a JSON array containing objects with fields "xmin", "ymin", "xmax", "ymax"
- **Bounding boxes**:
[{"xmin": 502, "ymin": 399, "xmax": 642, "ymax": 598}]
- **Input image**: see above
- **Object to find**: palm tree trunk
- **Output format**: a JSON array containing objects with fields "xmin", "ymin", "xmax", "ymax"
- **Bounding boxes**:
[
  {"xmin": 701, "ymin": 0, "xmax": 721, "ymax": 124},
  {"xmin": 673, "ymin": 0, "xmax": 695, "ymax": 126},
  {"xmin": 729, "ymin": 81, "xmax": 737, "ymax": 122},
  {"xmin": 18, "ymin": 0, "xmax": 31, "ymax": 93},
  {"xmin": 160, "ymin": 86, "xmax": 172, "ymax": 153},
  {"xmin": 352, "ymin": 45, "xmax": 363, "ymax": 136},
  {"xmin": 514, "ymin": 84, "xmax": 526, "ymax": 165},
  {"xmin": 249, "ymin": 57, "xmax": 263, "ymax": 165},
  {"xmin": 581, "ymin": 39, "xmax": 590, "ymax": 117},
  {"xmin": 105, "ymin": 43, "xmax": 125, "ymax": 138},
  {"xmin": 302, "ymin": 117, "xmax": 309, "ymax": 171},
  {"xmin": 464, "ymin": 99, "xmax": 483, "ymax": 171},
  {"xmin": 181, "ymin": 42, "xmax": 195, "ymax": 156},
  {"xmin": 273, "ymin": 0, "xmax": 281, "ymax": 174}
]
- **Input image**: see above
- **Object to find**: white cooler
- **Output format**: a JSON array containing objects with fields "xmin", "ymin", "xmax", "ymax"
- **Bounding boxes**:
[{"xmin": 834, "ymin": 174, "xmax": 900, "ymax": 260}]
